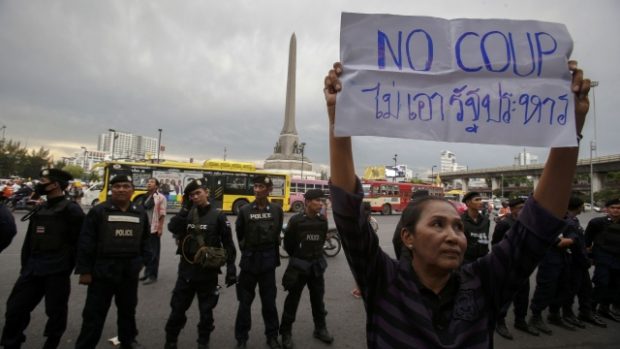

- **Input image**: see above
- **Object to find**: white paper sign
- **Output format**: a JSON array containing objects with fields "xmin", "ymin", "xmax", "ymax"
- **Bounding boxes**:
[{"xmin": 335, "ymin": 13, "xmax": 576, "ymax": 147}]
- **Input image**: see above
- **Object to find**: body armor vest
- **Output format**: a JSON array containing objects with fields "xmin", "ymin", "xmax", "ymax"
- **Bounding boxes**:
[
  {"xmin": 182, "ymin": 206, "xmax": 222, "ymax": 258},
  {"xmin": 98, "ymin": 209, "xmax": 144, "ymax": 257},
  {"xmin": 597, "ymin": 222, "xmax": 620, "ymax": 256},
  {"xmin": 243, "ymin": 206, "xmax": 280, "ymax": 249},
  {"xmin": 294, "ymin": 215, "xmax": 328, "ymax": 260},
  {"xmin": 30, "ymin": 199, "xmax": 71, "ymax": 253}
]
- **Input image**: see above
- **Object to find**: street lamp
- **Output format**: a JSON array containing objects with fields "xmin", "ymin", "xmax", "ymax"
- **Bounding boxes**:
[
  {"xmin": 299, "ymin": 142, "xmax": 306, "ymax": 179},
  {"xmin": 80, "ymin": 146, "xmax": 88, "ymax": 172},
  {"xmin": 431, "ymin": 165, "xmax": 437, "ymax": 183},
  {"xmin": 157, "ymin": 128, "xmax": 163, "ymax": 163},
  {"xmin": 589, "ymin": 80, "xmax": 599, "ymax": 207},
  {"xmin": 108, "ymin": 129, "xmax": 116, "ymax": 160},
  {"xmin": 392, "ymin": 154, "xmax": 398, "ymax": 182}
]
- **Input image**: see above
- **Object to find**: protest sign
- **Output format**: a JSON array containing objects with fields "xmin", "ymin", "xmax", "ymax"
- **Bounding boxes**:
[{"xmin": 335, "ymin": 13, "xmax": 576, "ymax": 147}]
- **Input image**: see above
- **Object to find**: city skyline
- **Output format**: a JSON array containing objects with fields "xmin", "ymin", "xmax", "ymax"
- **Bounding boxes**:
[{"xmin": 1, "ymin": 1, "xmax": 617, "ymax": 176}]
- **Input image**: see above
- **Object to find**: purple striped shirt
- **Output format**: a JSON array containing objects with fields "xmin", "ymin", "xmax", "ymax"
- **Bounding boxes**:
[{"xmin": 330, "ymin": 179, "xmax": 565, "ymax": 348}]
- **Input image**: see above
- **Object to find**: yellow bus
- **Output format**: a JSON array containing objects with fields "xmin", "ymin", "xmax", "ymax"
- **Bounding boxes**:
[{"xmin": 93, "ymin": 160, "xmax": 290, "ymax": 213}]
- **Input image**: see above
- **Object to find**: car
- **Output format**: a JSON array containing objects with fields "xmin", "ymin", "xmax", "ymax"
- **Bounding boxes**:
[
  {"xmin": 449, "ymin": 200, "xmax": 467, "ymax": 214},
  {"xmin": 81, "ymin": 182, "xmax": 103, "ymax": 206},
  {"xmin": 584, "ymin": 203, "xmax": 602, "ymax": 212}
]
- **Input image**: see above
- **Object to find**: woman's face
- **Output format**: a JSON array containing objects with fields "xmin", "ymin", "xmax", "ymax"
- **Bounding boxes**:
[{"xmin": 406, "ymin": 201, "xmax": 467, "ymax": 272}]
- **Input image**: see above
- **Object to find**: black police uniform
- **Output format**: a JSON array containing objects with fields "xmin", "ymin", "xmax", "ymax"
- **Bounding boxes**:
[
  {"xmin": 461, "ymin": 212, "xmax": 490, "ymax": 264},
  {"xmin": 165, "ymin": 202, "xmax": 237, "ymax": 347},
  {"xmin": 280, "ymin": 211, "xmax": 329, "ymax": 337},
  {"xmin": 1, "ymin": 196, "xmax": 84, "ymax": 349},
  {"xmin": 529, "ymin": 226, "xmax": 576, "ymax": 319},
  {"xmin": 585, "ymin": 216, "xmax": 620, "ymax": 310},
  {"xmin": 234, "ymin": 200, "xmax": 283, "ymax": 344},
  {"xmin": 74, "ymin": 200, "xmax": 150, "ymax": 348},
  {"xmin": 492, "ymin": 215, "xmax": 532, "ymax": 326},
  {"xmin": 563, "ymin": 215, "xmax": 596, "ymax": 318},
  {"xmin": 0, "ymin": 203, "xmax": 17, "ymax": 253}
]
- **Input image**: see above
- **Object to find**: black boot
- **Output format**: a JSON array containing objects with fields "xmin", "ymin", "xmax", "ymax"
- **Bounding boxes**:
[
  {"xmin": 495, "ymin": 319, "xmax": 513, "ymax": 340},
  {"xmin": 281, "ymin": 333, "xmax": 294, "ymax": 349},
  {"xmin": 514, "ymin": 318, "xmax": 539, "ymax": 336},
  {"xmin": 548, "ymin": 311, "xmax": 576, "ymax": 331},
  {"xmin": 598, "ymin": 304, "xmax": 620, "ymax": 322},
  {"xmin": 42, "ymin": 336, "xmax": 61, "ymax": 349},
  {"xmin": 579, "ymin": 310, "xmax": 607, "ymax": 328},
  {"xmin": 528, "ymin": 313, "xmax": 553, "ymax": 335},
  {"xmin": 562, "ymin": 310, "xmax": 586, "ymax": 329},
  {"xmin": 313, "ymin": 328, "xmax": 334, "ymax": 344},
  {"xmin": 267, "ymin": 336, "xmax": 281, "ymax": 349}
]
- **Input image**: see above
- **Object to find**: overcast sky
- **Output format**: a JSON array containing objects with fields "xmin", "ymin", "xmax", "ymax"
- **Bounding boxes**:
[{"xmin": 1, "ymin": 0, "xmax": 618, "ymax": 176}]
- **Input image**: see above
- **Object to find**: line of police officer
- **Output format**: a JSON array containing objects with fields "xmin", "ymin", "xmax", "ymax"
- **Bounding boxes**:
[{"xmin": 1, "ymin": 173, "xmax": 336, "ymax": 349}]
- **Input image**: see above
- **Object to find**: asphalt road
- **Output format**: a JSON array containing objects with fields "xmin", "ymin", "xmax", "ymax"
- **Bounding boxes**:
[{"xmin": 1, "ymin": 208, "xmax": 619, "ymax": 349}]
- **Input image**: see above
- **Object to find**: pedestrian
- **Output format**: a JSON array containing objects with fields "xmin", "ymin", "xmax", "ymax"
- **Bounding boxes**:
[
  {"xmin": 585, "ymin": 198, "xmax": 620, "ymax": 322},
  {"xmin": 323, "ymin": 60, "xmax": 591, "ymax": 348},
  {"xmin": 562, "ymin": 196, "xmax": 607, "ymax": 327},
  {"xmin": 280, "ymin": 189, "xmax": 334, "ymax": 349},
  {"xmin": 0, "ymin": 202, "xmax": 17, "ymax": 253},
  {"xmin": 234, "ymin": 175, "xmax": 283, "ymax": 349},
  {"xmin": 0, "ymin": 169, "xmax": 84, "ymax": 349},
  {"xmin": 461, "ymin": 191, "xmax": 491, "ymax": 264},
  {"xmin": 163, "ymin": 179, "xmax": 237, "ymax": 349},
  {"xmin": 74, "ymin": 175, "xmax": 151, "ymax": 349},
  {"xmin": 139, "ymin": 178, "xmax": 167, "ymax": 285},
  {"xmin": 491, "ymin": 198, "xmax": 540, "ymax": 339}
]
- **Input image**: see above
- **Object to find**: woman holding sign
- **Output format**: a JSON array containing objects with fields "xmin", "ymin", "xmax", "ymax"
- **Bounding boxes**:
[{"xmin": 324, "ymin": 61, "xmax": 590, "ymax": 348}]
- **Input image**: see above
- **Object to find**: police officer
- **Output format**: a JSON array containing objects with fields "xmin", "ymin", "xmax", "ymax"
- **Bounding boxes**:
[
  {"xmin": 164, "ymin": 179, "xmax": 237, "ymax": 349},
  {"xmin": 461, "ymin": 192, "xmax": 490, "ymax": 264},
  {"xmin": 234, "ymin": 175, "xmax": 283, "ymax": 349},
  {"xmin": 279, "ymin": 189, "xmax": 333, "ymax": 349},
  {"xmin": 74, "ymin": 175, "xmax": 151, "ymax": 349},
  {"xmin": 585, "ymin": 198, "xmax": 620, "ymax": 322},
  {"xmin": 1, "ymin": 169, "xmax": 84, "ymax": 349},
  {"xmin": 491, "ymin": 198, "xmax": 540, "ymax": 339},
  {"xmin": 528, "ymin": 212, "xmax": 577, "ymax": 334},
  {"xmin": 0, "ymin": 201, "xmax": 17, "ymax": 253},
  {"xmin": 563, "ymin": 197, "xmax": 606, "ymax": 328}
]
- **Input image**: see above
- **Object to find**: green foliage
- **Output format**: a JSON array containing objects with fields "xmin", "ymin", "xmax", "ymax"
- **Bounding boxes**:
[
  {"xmin": 0, "ymin": 139, "xmax": 50, "ymax": 178},
  {"xmin": 62, "ymin": 164, "xmax": 85, "ymax": 180}
]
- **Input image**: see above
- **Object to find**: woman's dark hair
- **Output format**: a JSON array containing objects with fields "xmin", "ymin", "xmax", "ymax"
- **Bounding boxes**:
[
  {"xmin": 400, "ymin": 196, "xmax": 454, "ymax": 231},
  {"xmin": 568, "ymin": 196, "xmax": 584, "ymax": 210}
]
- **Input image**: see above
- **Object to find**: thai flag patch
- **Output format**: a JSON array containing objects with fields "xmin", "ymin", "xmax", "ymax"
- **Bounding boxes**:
[{"xmin": 36, "ymin": 226, "xmax": 45, "ymax": 234}]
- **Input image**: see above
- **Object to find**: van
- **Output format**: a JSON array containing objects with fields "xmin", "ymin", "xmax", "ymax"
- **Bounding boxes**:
[{"xmin": 82, "ymin": 183, "xmax": 103, "ymax": 206}]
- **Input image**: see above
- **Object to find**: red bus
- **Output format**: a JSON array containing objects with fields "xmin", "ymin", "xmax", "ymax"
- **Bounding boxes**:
[
  {"xmin": 362, "ymin": 180, "xmax": 443, "ymax": 215},
  {"xmin": 289, "ymin": 178, "xmax": 329, "ymax": 212}
]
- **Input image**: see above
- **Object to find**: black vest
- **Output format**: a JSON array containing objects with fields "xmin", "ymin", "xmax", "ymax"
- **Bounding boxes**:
[
  {"xmin": 243, "ymin": 206, "xmax": 280, "ymax": 249},
  {"xmin": 98, "ymin": 209, "xmax": 144, "ymax": 257},
  {"xmin": 597, "ymin": 222, "xmax": 620, "ymax": 256},
  {"xmin": 182, "ymin": 206, "xmax": 222, "ymax": 258},
  {"xmin": 30, "ymin": 199, "xmax": 71, "ymax": 253},
  {"xmin": 293, "ymin": 214, "xmax": 328, "ymax": 260}
]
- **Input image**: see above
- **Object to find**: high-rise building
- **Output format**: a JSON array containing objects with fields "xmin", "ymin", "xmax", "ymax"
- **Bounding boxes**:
[
  {"xmin": 97, "ymin": 130, "xmax": 158, "ymax": 160},
  {"xmin": 440, "ymin": 150, "xmax": 467, "ymax": 172},
  {"xmin": 514, "ymin": 149, "xmax": 539, "ymax": 166}
]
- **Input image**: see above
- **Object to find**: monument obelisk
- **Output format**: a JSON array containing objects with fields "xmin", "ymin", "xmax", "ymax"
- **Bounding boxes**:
[{"xmin": 264, "ymin": 33, "xmax": 312, "ymax": 175}]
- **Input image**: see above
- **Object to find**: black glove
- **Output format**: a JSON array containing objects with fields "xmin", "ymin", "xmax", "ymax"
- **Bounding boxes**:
[
  {"xmin": 225, "ymin": 264, "xmax": 237, "ymax": 287},
  {"xmin": 225, "ymin": 272, "xmax": 237, "ymax": 288}
]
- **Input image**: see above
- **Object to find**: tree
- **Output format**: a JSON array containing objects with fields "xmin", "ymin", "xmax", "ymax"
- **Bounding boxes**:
[
  {"xmin": 0, "ymin": 139, "xmax": 28, "ymax": 177},
  {"xmin": 62, "ymin": 165, "xmax": 85, "ymax": 180}
]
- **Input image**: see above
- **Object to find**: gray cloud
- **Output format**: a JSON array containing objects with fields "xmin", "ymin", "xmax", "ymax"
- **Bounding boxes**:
[{"xmin": 1, "ymin": 0, "xmax": 618, "ymax": 176}]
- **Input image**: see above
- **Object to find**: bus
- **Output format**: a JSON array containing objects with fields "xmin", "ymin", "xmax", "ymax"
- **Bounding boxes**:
[
  {"xmin": 93, "ymin": 160, "xmax": 290, "ymax": 213},
  {"xmin": 362, "ymin": 180, "xmax": 443, "ymax": 215},
  {"xmin": 289, "ymin": 178, "xmax": 329, "ymax": 212}
]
